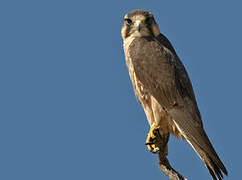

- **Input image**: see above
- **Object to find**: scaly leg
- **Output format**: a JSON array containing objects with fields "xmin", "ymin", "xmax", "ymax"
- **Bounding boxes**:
[{"xmin": 145, "ymin": 123, "xmax": 161, "ymax": 153}]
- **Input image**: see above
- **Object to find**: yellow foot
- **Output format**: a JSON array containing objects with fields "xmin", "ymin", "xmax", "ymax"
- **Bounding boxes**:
[{"xmin": 145, "ymin": 123, "xmax": 160, "ymax": 153}]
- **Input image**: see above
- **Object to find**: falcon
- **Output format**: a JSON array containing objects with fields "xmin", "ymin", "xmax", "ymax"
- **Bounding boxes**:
[{"xmin": 121, "ymin": 9, "xmax": 227, "ymax": 180}]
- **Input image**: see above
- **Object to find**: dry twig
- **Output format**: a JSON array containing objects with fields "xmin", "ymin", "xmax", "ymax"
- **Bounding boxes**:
[
  {"xmin": 154, "ymin": 130, "xmax": 187, "ymax": 180},
  {"xmin": 158, "ymin": 155, "xmax": 187, "ymax": 180}
]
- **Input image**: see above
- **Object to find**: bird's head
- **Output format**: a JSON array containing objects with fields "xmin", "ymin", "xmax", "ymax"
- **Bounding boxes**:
[{"xmin": 121, "ymin": 10, "xmax": 160, "ymax": 40}]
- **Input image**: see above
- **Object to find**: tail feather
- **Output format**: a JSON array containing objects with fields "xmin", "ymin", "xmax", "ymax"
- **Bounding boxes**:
[
  {"xmin": 188, "ymin": 140, "xmax": 228, "ymax": 180},
  {"xmin": 169, "ymin": 108, "xmax": 228, "ymax": 179},
  {"xmin": 206, "ymin": 157, "xmax": 223, "ymax": 180}
]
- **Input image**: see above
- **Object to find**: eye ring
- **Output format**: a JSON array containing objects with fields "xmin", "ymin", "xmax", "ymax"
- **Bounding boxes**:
[{"xmin": 125, "ymin": 18, "xmax": 132, "ymax": 25}]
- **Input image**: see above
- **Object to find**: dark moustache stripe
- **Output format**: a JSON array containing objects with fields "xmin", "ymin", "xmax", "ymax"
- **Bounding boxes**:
[{"xmin": 125, "ymin": 26, "xmax": 130, "ymax": 38}]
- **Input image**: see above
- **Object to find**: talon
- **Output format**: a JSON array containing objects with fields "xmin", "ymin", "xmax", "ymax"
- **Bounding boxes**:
[
  {"xmin": 151, "ymin": 144, "xmax": 160, "ymax": 153},
  {"xmin": 145, "ymin": 142, "xmax": 154, "ymax": 145},
  {"xmin": 146, "ymin": 123, "xmax": 161, "ymax": 153},
  {"xmin": 147, "ymin": 144, "xmax": 153, "ymax": 151}
]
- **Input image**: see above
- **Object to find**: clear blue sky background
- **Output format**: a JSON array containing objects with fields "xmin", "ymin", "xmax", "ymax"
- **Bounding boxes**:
[{"xmin": 0, "ymin": 0, "xmax": 240, "ymax": 179}]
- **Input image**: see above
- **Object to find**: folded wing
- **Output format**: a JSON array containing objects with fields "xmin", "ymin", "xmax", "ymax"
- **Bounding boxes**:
[{"xmin": 128, "ymin": 36, "xmax": 227, "ymax": 180}]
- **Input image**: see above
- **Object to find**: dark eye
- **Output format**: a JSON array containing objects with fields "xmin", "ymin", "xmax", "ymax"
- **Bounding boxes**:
[
  {"xmin": 125, "ymin": 18, "xmax": 132, "ymax": 24},
  {"xmin": 145, "ymin": 17, "xmax": 153, "ymax": 24}
]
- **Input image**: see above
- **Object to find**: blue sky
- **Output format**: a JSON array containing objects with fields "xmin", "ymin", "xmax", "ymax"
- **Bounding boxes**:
[{"xmin": 0, "ymin": 0, "xmax": 240, "ymax": 179}]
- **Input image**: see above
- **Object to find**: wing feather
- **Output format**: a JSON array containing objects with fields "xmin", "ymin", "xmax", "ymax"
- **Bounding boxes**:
[{"xmin": 128, "ymin": 36, "xmax": 227, "ymax": 179}]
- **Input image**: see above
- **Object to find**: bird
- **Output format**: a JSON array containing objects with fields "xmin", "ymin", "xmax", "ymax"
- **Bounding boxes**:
[{"xmin": 121, "ymin": 9, "xmax": 228, "ymax": 180}]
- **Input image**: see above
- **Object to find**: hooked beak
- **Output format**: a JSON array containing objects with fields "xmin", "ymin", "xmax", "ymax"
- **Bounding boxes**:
[{"xmin": 135, "ymin": 21, "xmax": 142, "ymax": 32}]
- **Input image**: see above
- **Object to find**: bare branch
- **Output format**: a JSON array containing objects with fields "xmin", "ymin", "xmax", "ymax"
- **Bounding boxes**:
[
  {"xmin": 154, "ymin": 129, "xmax": 187, "ymax": 180},
  {"xmin": 158, "ymin": 155, "xmax": 187, "ymax": 180}
]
